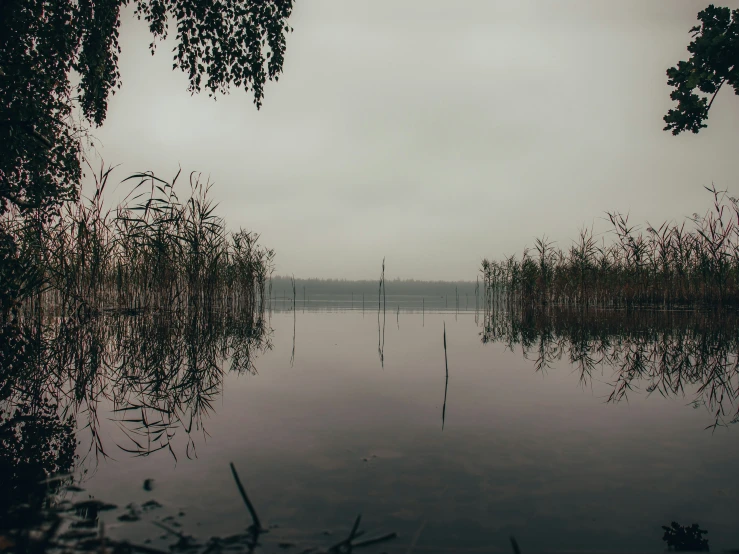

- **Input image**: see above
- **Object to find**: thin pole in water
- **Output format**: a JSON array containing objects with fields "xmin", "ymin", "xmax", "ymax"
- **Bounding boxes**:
[{"xmin": 442, "ymin": 322, "xmax": 449, "ymax": 430}]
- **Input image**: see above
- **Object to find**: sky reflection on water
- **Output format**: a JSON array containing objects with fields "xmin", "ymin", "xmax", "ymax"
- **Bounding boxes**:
[{"xmin": 69, "ymin": 304, "xmax": 739, "ymax": 552}]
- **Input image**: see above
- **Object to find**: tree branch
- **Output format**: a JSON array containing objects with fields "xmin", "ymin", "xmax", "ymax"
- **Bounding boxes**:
[{"xmin": 707, "ymin": 78, "xmax": 727, "ymax": 111}]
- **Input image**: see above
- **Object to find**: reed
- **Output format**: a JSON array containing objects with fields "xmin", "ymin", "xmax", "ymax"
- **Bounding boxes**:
[
  {"xmin": 1, "ymin": 164, "xmax": 273, "ymax": 318},
  {"xmin": 481, "ymin": 186, "xmax": 739, "ymax": 310},
  {"xmin": 377, "ymin": 258, "xmax": 386, "ymax": 367}
]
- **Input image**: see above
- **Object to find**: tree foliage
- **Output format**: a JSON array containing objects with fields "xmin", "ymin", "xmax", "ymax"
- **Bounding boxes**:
[
  {"xmin": 664, "ymin": 4, "xmax": 739, "ymax": 135},
  {"xmin": 0, "ymin": 0, "xmax": 294, "ymax": 217}
]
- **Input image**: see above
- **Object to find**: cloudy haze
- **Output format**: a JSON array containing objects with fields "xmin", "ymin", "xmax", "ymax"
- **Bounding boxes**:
[{"xmin": 92, "ymin": 0, "xmax": 739, "ymax": 280}]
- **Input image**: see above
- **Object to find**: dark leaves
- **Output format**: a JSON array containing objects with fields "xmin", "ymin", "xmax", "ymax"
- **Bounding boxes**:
[
  {"xmin": 0, "ymin": 0, "xmax": 295, "ymax": 220},
  {"xmin": 134, "ymin": 0, "xmax": 294, "ymax": 108},
  {"xmin": 664, "ymin": 5, "xmax": 739, "ymax": 135},
  {"xmin": 75, "ymin": 0, "xmax": 124, "ymax": 127}
]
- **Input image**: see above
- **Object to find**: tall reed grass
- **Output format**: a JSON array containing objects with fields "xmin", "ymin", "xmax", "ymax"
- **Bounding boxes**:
[
  {"xmin": 1, "ymin": 164, "xmax": 273, "ymax": 316},
  {"xmin": 481, "ymin": 186, "xmax": 739, "ymax": 309}
]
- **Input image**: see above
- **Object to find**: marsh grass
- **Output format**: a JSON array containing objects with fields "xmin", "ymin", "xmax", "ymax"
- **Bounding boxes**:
[
  {"xmin": 2, "ymin": 164, "xmax": 273, "ymax": 317},
  {"xmin": 482, "ymin": 186, "xmax": 739, "ymax": 309}
]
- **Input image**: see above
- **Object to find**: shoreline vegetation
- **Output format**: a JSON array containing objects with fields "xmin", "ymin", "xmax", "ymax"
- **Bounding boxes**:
[
  {"xmin": 1, "ymin": 165, "xmax": 273, "ymax": 319},
  {"xmin": 481, "ymin": 186, "xmax": 739, "ymax": 311}
]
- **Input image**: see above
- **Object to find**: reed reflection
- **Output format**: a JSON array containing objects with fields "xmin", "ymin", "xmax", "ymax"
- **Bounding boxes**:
[
  {"xmin": 482, "ymin": 307, "xmax": 739, "ymax": 429},
  {"xmin": 1, "ymin": 308, "xmax": 271, "ymax": 464}
]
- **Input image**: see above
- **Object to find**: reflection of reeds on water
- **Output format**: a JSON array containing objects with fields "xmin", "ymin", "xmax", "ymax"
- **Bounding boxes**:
[
  {"xmin": 481, "ymin": 186, "xmax": 739, "ymax": 309},
  {"xmin": 1, "ymin": 308, "xmax": 272, "ymax": 463},
  {"xmin": 482, "ymin": 306, "xmax": 739, "ymax": 429}
]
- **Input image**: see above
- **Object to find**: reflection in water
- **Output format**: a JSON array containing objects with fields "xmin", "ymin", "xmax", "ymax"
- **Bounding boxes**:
[
  {"xmin": 1, "ymin": 307, "xmax": 271, "ymax": 549},
  {"xmin": 1, "ymin": 309, "xmax": 271, "ymax": 463},
  {"xmin": 5, "ymin": 297, "xmax": 739, "ymax": 551},
  {"xmin": 0, "ymin": 397, "xmax": 76, "ymax": 541},
  {"xmin": 662, "ymin": 521, "xmax": 710, "ymax": 552},
  {"xmin": 378, "ymin": 308, "xmax": 385, "ymax": 368},
  {"xmin": 482, "ymin": 307, "xmax": 739, "ymax": 429}
]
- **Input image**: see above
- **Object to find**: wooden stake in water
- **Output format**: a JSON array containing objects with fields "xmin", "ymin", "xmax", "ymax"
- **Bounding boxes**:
[
  {"xmin": 382, "ymin": 257, "xmax": 386, "ymax": 314},
  {"xmin": 378, "ymin": 261, "xmax": 383, "ymax": 313},
  {"xmin": 291, "ymin": 275, "xmax": 296, "ymax": 365},
  {"xmin": 442, "ymin": 321, "xmax": 449, "ymax": 430}
]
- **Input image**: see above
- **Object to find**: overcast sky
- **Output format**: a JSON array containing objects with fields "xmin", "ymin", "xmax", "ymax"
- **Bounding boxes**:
[{"xmin": 92, "ymin": 1, "xmax": 739, "ymax": 280}]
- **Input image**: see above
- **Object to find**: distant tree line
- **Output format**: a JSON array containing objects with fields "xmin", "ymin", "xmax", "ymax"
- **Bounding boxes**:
[{"xmin": 269, "ymin": 276, "xmax": 479, "ymax": 299}]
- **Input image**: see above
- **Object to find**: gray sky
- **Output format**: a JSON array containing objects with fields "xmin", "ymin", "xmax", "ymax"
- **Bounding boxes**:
[{"xmin": 92, "ymin": 1, "xmax": 739, "ymax": 280}]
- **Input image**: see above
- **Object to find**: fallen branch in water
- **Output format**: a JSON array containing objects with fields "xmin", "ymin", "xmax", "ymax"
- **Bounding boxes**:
[{"xmin": 230, "ymin": 461, "xmax": 263, "ymax": 532}]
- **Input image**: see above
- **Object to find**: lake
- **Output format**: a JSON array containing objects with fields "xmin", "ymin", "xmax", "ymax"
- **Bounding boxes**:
[{"xmin": 3, "ymin": 299, "xmax": 739, "ymax": 553}]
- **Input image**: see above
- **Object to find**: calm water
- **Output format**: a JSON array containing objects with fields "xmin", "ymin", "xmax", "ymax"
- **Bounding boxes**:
[{"xmin": 4, "ymin": 301, "xmax": 739, "ymax": 552}]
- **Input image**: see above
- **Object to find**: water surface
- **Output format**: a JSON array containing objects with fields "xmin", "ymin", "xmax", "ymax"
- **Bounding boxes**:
[{"xmin": 62, "ymin": 303, "xmax": 739, "ymax": 552}]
